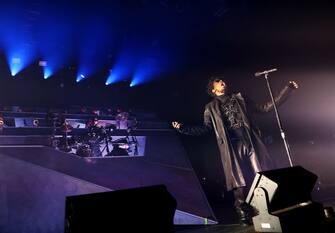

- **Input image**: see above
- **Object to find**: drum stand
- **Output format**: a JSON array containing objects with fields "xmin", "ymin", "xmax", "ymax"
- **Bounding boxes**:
[{"xmin": 100, "ymin": 136, "xmax": 111, "ymax": 157}]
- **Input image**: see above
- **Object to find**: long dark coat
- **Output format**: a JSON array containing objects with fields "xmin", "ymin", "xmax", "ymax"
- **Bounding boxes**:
[{"xmin": 179, "ymin": 86, "xmax": 293, "ymax": 191}]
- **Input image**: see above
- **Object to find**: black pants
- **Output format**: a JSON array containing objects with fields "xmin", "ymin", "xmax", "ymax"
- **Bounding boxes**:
[
  {"xmin": 233, "ymin": 187, "xmax": 245, "ymax": 207},
  {"xmin": 231, "ymin": 138, "xmax": 261, "ymax": 210},
  {"xmin": 233, "ymin": 187, "xmax": 253, "ymax": 223}
]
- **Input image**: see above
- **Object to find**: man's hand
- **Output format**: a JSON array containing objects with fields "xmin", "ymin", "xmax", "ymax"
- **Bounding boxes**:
[
  {"xmin": 172, "ymin": 121, "xmax": 182, "ymax": 129},
  {"xmin": 288, "ymin": 81, "xmax": 299, "ymax": 89}
]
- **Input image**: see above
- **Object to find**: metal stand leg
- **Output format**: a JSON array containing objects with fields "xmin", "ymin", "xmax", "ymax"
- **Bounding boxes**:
[{"xmin": 263, "ymin": 74, "xmax": 294, "ymax": 167}]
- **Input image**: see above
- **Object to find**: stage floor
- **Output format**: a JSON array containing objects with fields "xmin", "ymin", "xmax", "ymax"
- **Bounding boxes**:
[
  {"xmin": 173, "ymin": 195, "xmax": 335, "ymax": 233},
  {"xmin": 174, "ymin": 224, "xmax": 254, "ymax": 233}
]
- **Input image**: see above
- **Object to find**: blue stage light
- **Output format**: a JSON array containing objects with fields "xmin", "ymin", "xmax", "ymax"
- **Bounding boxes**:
[
  {"xmin": 130, "ymin": 57, "xmax": 162, "ymax": 87},
  {"xmin": 129, "ymin": 80, "xmax": 137, "ymax": 87},
  {"xmin": 105, "ymin": 47, "xmax": 137, "ymax": 86},
  {"xmin": 9, "ymin": 57, "xmax": 23, "ymax": 76},
  {"xmin": 76, "ymin": 74, "xmax": 86, "ymax": 82},
  {"xmin": 6, "ymin": 48, "xmax": 36, "ymax": 77},
  {"xmin": 43, "ymin": 67, "xmax": 52, "ymax": 79},
  {"xmin": 105, "ymin": 68, "xmax": 127, "ymax": 85}
]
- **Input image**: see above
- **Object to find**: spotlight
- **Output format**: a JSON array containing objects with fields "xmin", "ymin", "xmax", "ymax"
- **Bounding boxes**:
[
  {"xmin": 43, "ymin": 68, "xmax": 52, "ymax": 79},
  {"xmin": 10, "ymin": 57, "xmax": 22, "ymax": 76},
  {"xmin": 76, "ymin": 74, "xmax": 86, "ymax": 83}
]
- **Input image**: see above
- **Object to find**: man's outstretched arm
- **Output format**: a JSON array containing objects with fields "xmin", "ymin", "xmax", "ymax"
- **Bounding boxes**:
[
  {"xmin": 253, "ymin": 80, "xmax": 299, "ymax": 113},
  {"xmin": 172, "ymin": 108, "xmax": 213, "ymax": 136}
]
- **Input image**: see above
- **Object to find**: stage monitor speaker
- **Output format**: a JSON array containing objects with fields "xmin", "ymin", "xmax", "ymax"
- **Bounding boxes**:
[
  {"xmin": 246, "ymin": 166, "xmax": 325, "ymax": 233},
  {"xmin": 64, "ymin": 184, "xmax": 177, "ymax": 233},
  {"xmin": 246, "ymin": 165, "xmax": 318, "ymax": 213}
]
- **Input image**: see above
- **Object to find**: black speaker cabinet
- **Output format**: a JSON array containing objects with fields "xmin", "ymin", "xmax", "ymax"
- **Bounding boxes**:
[
  {"xmin": 246, "ymin": 166, "xmax": 318, "ymax": 213},
  {"xmin": 246, "ymin": 166, "xmax": 325, "ymax": 233},
  {"xmin": 65, "ymin": 184, "xmax": 177, "ymax": 233}
]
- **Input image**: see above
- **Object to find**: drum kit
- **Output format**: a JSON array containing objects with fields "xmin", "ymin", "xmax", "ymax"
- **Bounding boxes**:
[{"xmin": 55, "ymin": 121, "xmax": 137, "ymax": 157}]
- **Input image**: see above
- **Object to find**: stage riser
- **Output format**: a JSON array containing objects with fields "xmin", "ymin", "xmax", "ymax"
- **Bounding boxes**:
[
  {"xmin": 0, "ymin": 136, "xmax": 52, "ymax": 145},
  {"xmin": 0, "ymin": 151, "xmax": 215, "ymax": 232},
  {"xmin": 0, "ymin": 134, "xmax": 216, "ymax": 232},
  {"xmin": 0, "ymin": 154, "xmax": 111, "ymax": 233}
]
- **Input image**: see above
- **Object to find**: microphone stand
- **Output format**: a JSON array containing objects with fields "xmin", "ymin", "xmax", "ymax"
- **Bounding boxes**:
[{"xmin": 262, "ymin": 73, "xmax": 294, "ymax": 167}]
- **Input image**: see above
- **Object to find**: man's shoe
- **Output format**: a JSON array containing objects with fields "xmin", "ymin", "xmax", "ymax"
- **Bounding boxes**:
[
  {"xmin": 236, "ymin": 207, "xmax": 252, "ymax": 226},
  {"xmin": 239, "ymin": 216, "xmax": 252, "ymax": 226}
]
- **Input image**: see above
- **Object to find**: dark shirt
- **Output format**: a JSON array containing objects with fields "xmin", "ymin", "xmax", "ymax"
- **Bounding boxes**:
[{"xmin": 217, "ymin": 94, "xmax": 247, "ymax": 141}]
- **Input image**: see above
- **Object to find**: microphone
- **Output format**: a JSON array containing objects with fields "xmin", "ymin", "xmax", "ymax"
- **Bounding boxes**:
[{"xmin": 255, "ymin": 68, "xmax": 278, "ymax": 77}]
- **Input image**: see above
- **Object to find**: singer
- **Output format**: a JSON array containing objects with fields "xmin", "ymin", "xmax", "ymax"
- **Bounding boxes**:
[{"xmin": 172, "ymin": 77, "xmax": 298, "ymax": 225}]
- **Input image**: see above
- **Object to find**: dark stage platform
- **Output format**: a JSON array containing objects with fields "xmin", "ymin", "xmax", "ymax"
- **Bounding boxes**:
[
  {"xmin": 0, "ymin": 128, "xmax": 335, "ymax": 232},
  {"xmin": 0, "ymin": 128, "xmax": 217, "ymax": 233},
  {"xmin": 174, "ymin": 224, "xmax": 254, "ymax": 233}
]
